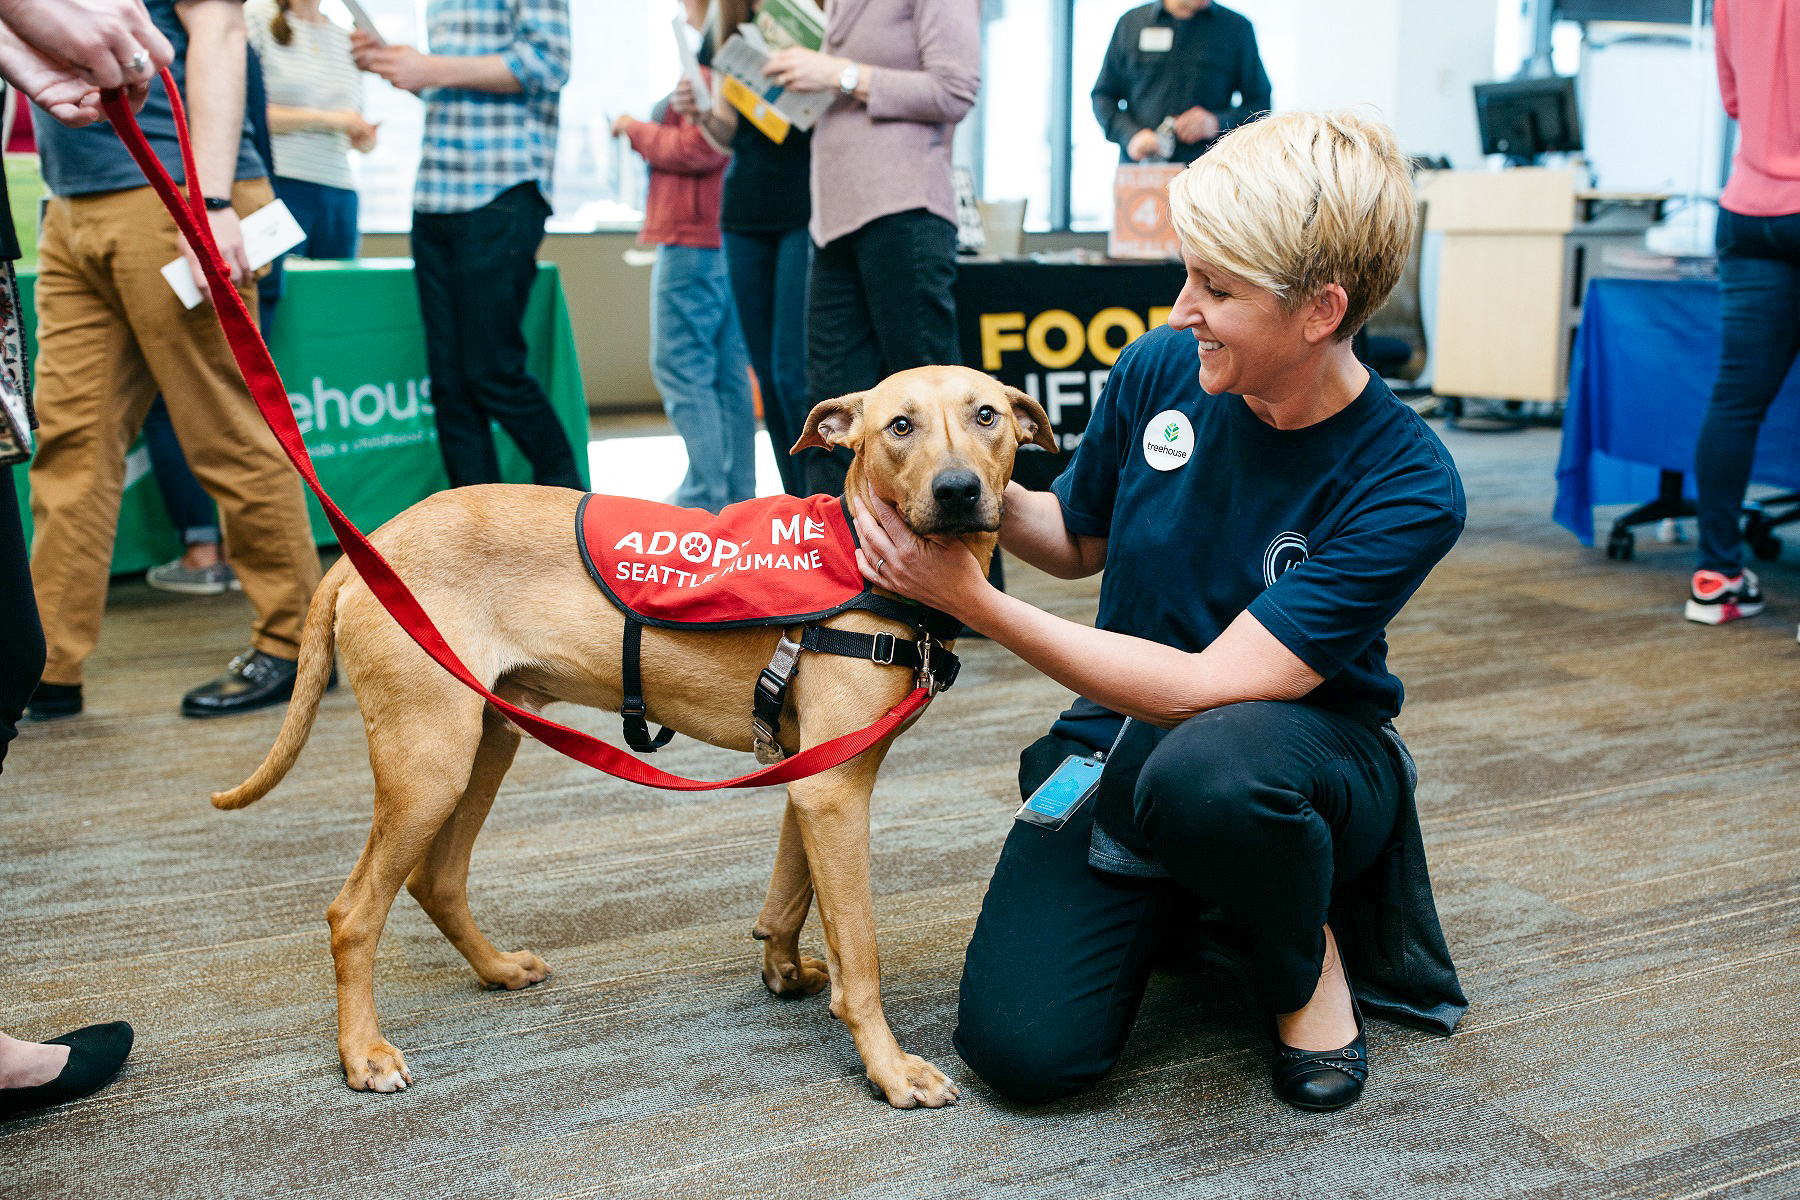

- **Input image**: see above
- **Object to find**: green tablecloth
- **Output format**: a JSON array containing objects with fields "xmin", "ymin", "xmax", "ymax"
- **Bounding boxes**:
[{"xmin": 12, "ymin": 257, "xmax": 588, "ymax": 574}]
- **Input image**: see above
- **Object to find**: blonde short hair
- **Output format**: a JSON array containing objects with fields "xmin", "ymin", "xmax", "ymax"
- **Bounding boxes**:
[{"xmin": 1168, "ymin": 110, "xmax": 1415, "ymax": 341}]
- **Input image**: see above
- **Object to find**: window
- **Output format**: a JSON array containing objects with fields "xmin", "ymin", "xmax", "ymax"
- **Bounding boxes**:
[
  {"xmin": 347, "ymin": 0, "xmax": 683, "ymax": 232},
  {"xmin": 1070, "ymin": 0, "xmax": 1141, "ymax": 231}
]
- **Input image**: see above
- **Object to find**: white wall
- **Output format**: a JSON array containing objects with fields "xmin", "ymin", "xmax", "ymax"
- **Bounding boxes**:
[{"xmin": 1233, "ymin": 0, "xmax": 1495, "ymax": 168}]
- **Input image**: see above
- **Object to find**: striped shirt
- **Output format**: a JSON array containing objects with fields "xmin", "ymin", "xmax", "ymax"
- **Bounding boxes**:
[
  {"xmin": 246, "ymin": 0, "xmax": 363, "ymax": 191},
  {"xmin": 414, "ymin": 0, "xmax": 570, "ymax": 214}
]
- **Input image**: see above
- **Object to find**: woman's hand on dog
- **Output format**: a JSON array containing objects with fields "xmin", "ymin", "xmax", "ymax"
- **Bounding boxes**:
[{"xmin": 853, "ymin": 487, "xmax": 989, "ymax": 621}]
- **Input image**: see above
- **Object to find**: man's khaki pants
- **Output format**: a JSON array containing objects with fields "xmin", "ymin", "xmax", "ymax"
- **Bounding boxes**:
[{"xmin": 28, "ymin": 179, "xmax": 322, "ymax": 687}]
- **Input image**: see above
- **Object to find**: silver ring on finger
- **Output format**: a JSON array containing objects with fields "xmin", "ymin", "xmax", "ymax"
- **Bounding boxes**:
[
  {"xmin": 874, "ymin": 557, "xmax": 885, "ymax": 575},
  {"xmin": 127, "ymin": 49, "xmax": 151, "ymax": 74}
]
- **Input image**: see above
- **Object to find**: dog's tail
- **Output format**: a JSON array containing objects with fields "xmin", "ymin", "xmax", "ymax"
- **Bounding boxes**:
[{"xmin": 211, "ymin": 555, "xmax": 349, "ymax": 810}]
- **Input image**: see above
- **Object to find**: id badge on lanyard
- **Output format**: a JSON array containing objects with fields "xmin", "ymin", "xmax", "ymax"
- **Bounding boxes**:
[{"xmin": 1014, "ymin": 720, "xmax": 1133, "ymax": 831}]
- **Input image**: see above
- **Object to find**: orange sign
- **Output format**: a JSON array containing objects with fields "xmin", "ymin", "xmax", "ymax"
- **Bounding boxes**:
[{"xmin": 1108, "ymin": 163, "xmax": 1184, "ymax": 261}]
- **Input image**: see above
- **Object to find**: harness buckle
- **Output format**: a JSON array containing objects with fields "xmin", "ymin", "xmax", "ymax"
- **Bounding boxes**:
[{"xmin": 871, "ymin": 632, "xmax": 897, "ymax": 665}]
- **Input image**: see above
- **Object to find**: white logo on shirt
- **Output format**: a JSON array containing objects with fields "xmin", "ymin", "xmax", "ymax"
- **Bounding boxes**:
[
  {"xmin": 1143, "ymin": 409, "xmax": 1193, "ymax": 471},
  {"xmin": 1263, "ymin": 532, "xmax": 1308, "ymax": 588}
]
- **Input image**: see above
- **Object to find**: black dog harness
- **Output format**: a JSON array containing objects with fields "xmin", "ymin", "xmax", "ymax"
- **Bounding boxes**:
[{"xmin": 577, "ymin": 493, "xmax": 963, "ymax": 761}]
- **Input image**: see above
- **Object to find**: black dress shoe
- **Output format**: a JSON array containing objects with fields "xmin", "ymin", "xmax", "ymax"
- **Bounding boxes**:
[
  {"xmin": 180, "ymin": 650, "xmax": 322, "ymax": 718},
  {"xmin": 22, "ymin": 681, "xmax": 82, "ymax": 720},
  {"xmin": 0, "ymin": 1021, "xmax": 133, "ymax": 1120},
  {"xmin": 1271, "ymin": 997, "xmax": 1368, "ymax": 1113}
]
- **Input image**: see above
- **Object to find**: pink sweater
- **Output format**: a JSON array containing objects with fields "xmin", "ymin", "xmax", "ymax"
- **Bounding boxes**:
[
  {"xmin": 1716, "ymin": 0, "xmax": 1800, "ymax": 216},
  {"xmin": 811, "ymin": 0, "xmax": 981, "ymax": 246}
]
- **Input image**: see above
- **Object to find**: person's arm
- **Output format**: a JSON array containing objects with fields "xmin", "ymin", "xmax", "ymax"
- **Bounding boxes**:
[
  {"xmin": 860, "ymin": 0, "xmax": 979, "ymax": 125},
  {"xmin": 1216, "ymin": 20, "xmax": 1271, "ymax": 134},
  {"xmin": 997, "ymin": 481, "xmax": 1107, "ymax": 579},
  {"xmin": 1714, "ymin": 0, "xmax": 1738, "ymax": 120},
  {"xmin": 763, "ymin": 0, "xmax": 978, "ymax": 122},
  {"xmin": 619, "ymin": 113, "xmax": 729, "ymax": 175},
  {"xmin": 1091, "ymin": 14, "xmax": 1141, "ymax": 150},
  {"xmin": 353, "ymin": 0, "xmax": 568, "ymax": 96},
  {"xmin": 853, "ymin": 491, "xmax": 1321, "ymax": 728},
  {"xmin": 267, "ymin": 104, "xmax": 362, "ymax": 134},
  {"xmin": 176, "ymin": 0, "xmax": 252, "ymax": 289}
]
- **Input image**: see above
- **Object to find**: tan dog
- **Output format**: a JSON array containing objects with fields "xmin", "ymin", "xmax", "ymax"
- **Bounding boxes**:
[{"xmin": 215, "ymin": 365, "xmax": 1055, "ymax": 1108}]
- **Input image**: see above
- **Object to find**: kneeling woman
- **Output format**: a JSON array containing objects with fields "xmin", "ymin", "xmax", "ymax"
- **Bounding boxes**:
[{"xmin": 854, "ymin": 110, "xmax": 1467, "ymax": 1111}]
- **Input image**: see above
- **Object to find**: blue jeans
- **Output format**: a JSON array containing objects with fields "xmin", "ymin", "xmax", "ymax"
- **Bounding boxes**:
[
  {"xmin": 1695, "ymin": 207, "xmax": 1800, "ymax": 573},
  {"xmin": 724, "ymin": 227, "xmax": 811, "ymax": 497},
  {"xmin": 650, "ymin": 244, "xmax": 756, "ymax": 511},
  {"xmin": 273, "ymin": 176, "xmax": 360, "ymax": 259}
]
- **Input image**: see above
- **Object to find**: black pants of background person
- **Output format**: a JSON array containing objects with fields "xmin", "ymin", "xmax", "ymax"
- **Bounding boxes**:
[
  {"xmin": 411, "ymin": 183, "xmax": 582, "ymax": 491},
  {"xmin": 1695, "ymin": 208, "xmax": 1800, "ymax": 574},
  {"xmin": 954, "ymin": 701, "xmax": 1401, "ymax": 1104},
  {"xmin": 803, "ymin": 208, "xmax": 958, "ymax": 498},
  {"xmin": 2, "ymin": 467, "xmax": 47, "ymax": 769}
]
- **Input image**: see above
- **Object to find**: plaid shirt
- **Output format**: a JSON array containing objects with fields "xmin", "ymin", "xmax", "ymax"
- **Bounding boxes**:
[{"xmin": 413, "ymin": 0, "xmax": 570, "ymax": 214}]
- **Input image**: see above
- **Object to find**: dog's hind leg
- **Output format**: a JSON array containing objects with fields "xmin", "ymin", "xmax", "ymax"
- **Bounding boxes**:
[
  {"xmin": 752, "ymin": 798, "xmax": 828, "ymax": 997},
  {"xmin": 785, "ymin": 749, "xmax": 960, "ymax": 1109},
  {"xmin": 405, "ymin": 708, "xmax": 551, "ymax": 992},
  {"xmin": 326, "ymin": 691, "xmax": 486, "ymax": 1093}
]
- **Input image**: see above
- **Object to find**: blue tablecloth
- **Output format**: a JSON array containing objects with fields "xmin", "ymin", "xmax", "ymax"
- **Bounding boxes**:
[{"xmin": 1554, "ymin": 276, "xmax": 1800, "ymax": 545}]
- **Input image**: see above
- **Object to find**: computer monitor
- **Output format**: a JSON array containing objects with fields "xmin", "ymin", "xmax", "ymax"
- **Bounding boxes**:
[
  {"xmin": 1473, "ymin": 76, "xmax": 1583, "ymax": 165},
  {"xmin": 1556, "ymin": 0, "xmax": 1702, "ymax": 24}
]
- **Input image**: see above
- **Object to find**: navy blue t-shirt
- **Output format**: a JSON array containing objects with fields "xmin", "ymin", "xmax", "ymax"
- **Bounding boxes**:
[
  {"xmin": 32, "ymin": 0, "xmax": 264, "ymax": 197},
  {"xmin": 1049, "ymin": 323, "xmax": 1464, "ymax": 748}
]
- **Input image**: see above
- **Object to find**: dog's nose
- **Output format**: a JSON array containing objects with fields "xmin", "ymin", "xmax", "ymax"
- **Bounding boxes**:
[{"xmin": 932, "ymin": 469, "xmax": 982, "ymax": 514}]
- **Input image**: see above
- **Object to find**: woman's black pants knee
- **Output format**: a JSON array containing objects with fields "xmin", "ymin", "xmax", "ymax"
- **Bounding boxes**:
[{"xmin": 955, "ymin": 702, "xmax": 1400, "ymax": 1104}]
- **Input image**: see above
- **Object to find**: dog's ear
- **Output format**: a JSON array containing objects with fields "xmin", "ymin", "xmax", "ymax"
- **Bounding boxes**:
[
  {"xmin": 792, "ymin": 393, "xmax": 866, "ymax": 454},
  {"xmin": 1004, "ymin": 386, "xmax": 1058, "ymax": 453}
]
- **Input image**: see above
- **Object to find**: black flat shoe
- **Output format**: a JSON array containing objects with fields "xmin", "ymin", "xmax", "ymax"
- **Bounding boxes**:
[
  {"xmin": 180, "ymin": 650, "xmax": 334, "ymax": 718},
  {"xmin": 1271, "ymin": 997, "xmax": 1367, "ymax": 1113},
  {"xmin": 0, "ymin": 1022, "xmax": 133, "ymax": 1120},
  {"xmin": 23, "ymin": 681, "xmax": 82, "ymax": 720}
]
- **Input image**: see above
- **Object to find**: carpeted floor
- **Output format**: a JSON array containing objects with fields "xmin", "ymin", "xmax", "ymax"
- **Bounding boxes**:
[{"xmin": 3, "ymin": 421, "xmax": 1798, "ymax": 1199}]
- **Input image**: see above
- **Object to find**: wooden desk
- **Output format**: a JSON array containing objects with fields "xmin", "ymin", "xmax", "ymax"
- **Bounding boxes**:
[{"xmin": 1423, "ymin": 169, "xmax": 1665, "ymax": 404}]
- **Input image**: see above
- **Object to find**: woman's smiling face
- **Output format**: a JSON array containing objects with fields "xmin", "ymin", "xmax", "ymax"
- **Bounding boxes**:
[{"xmin": 1166, "ymin": 247, "xmax": 1310, "ymax": 398}]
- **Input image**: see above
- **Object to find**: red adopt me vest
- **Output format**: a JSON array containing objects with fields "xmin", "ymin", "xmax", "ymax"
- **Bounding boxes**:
[
  {"xmin": 577, "ymin": 492, "xmax": 869, "ymax": 628},
  {"xmin": 577, "ymin": 492, "xmax": 963, "ymax": 762}
]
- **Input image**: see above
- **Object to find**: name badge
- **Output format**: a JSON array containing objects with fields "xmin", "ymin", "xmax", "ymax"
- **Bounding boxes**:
[{"xmin": 1139, "ymin": 25, "xmax": 1174, "ymax": 52}]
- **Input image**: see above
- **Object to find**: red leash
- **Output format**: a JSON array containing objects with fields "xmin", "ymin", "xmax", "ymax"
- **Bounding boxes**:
[{"xmin": 98, "ymin": 74, "xmax": 933, "ymax": 791}]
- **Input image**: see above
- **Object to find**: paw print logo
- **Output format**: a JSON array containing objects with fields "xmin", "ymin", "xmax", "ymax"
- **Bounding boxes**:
[{"xmin": 678, "ymin": 532, "xmax": 712, "ymax": 564}]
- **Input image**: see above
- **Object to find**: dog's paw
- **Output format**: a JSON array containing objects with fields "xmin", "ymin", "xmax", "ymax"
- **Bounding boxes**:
[
  {"xmin": 343, "ymin": 1041, "xmax": 413, "ymax": 1093},
  {"xmin": 762, "ymin": 952, "xmax": 829, "ymax": 998},
  {"xmin": 871, "ymin": 1053, "xmax": 960, "ymax": 1109},
  {"xmin": 479, "ymin": 950, "xmax": 552, "ymax": 991}
]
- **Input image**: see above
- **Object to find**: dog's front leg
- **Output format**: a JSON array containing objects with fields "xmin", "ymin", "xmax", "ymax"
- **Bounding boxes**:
[
  {"xmin": 786, "ymin": 763, "xmax": 960, "ymax": 1109},
  {"xmin": 753, "ymin": 798, "xmax": 828, "ymax": 997}
]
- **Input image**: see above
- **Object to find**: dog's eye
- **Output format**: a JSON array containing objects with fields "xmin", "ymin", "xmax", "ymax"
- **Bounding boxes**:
[
  {"xmin": 888, "ymin": 416, "xmax": 912, "ymax": 436},
  {"xmin": 975, "ymin": 405, "xmax": 997, "ymax": 427}
]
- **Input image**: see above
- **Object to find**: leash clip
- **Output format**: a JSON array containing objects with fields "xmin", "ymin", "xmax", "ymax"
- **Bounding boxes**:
[{"xmin": 752, "ymin": 635, "xmax": 804, "ymax": 764}]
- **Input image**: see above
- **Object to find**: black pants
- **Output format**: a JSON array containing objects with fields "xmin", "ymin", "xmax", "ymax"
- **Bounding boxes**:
[
  {"xmin": 1, "ymin": 465, "xmax": 46, "ymax": 771},
  {"xmin": 803, "ymin": 208, "xmax": 958, "ymax": 496},
  {"xmin": 412, "ymin": 183, "xmax": 582, "ymax": 490},
  {"xmin": 954, "ymin": 701, "xmax": 1401, "ymax": 1105}
]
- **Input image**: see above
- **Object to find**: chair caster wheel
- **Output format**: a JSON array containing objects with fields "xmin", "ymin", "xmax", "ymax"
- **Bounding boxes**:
[{"xmin": 1605, "ymin": 528, "xmax": 1635, "ymax": 561}]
